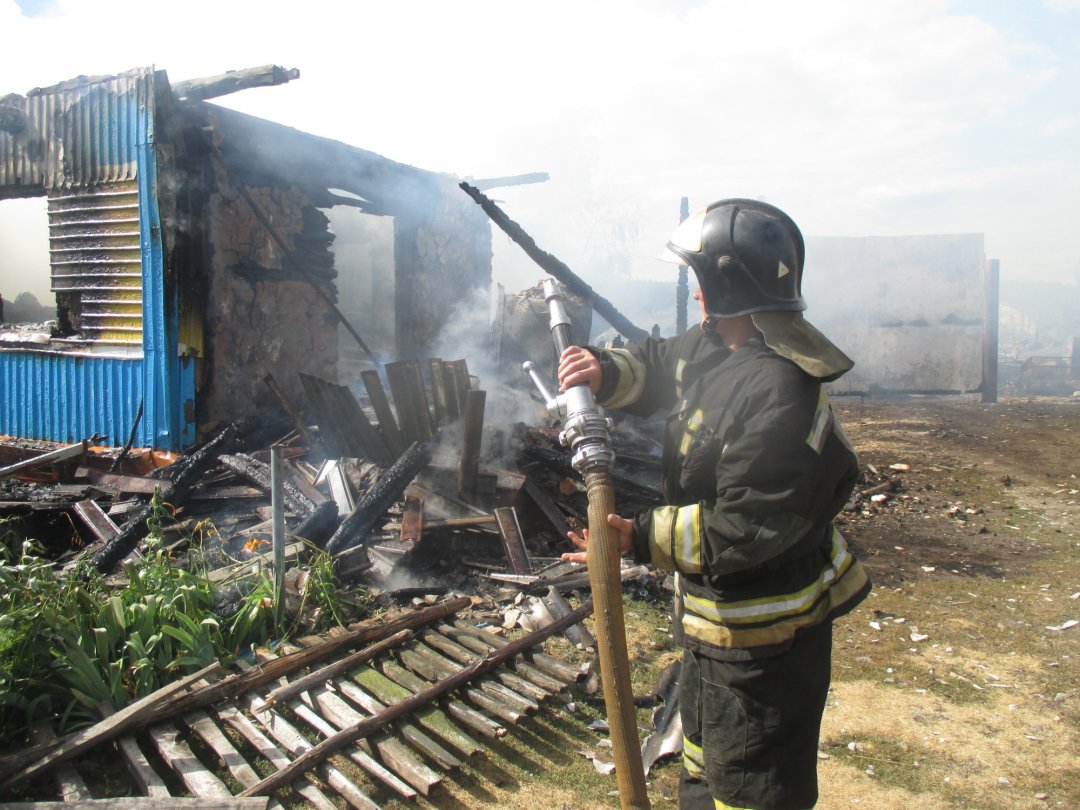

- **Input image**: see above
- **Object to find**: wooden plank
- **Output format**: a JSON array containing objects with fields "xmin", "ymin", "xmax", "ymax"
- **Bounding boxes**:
[
  {"xmin": 399, "ymin": 494, "xmax": 423, "ymax": 544},
  {"xmin": 376, "ymin": 659, "xmax": 505, "ymax": 739},
  {"xmin": 95, "ymin": 702, "xmax": 170, "ymax": 798},
  {"xmin": 331, "ymin": 678, "xmax": 463, "ymax": 770},
  {"xmin": 85, "ymin": 468, "xmax": 174, "ymax": 496},
  {"xmin": 182, "ymin": 710, "xmax": 264, "ymax": 793},
  {"xmin": 72, "ymin": 500, "xmax": 120, "ymax": 543},
  {"xmin": 216, "ymin": 706, "xmax": 338, "ymax": 810},
  {"xmin": 283, "ymin": 697, "xmax": 416, "ymax": 801},
  {"xmin": 436, "ymin": 624, "xmax": 568, "ymax": 694},
  {"xmin": 427, "ymin": 358, "xmax": 448, "ymax": 424},
  {"xmin": 252, "ymin": 629, "xmax": 411, "ymax": 712},
  {"xmin": 0, "ymin": 441, "xmax": 86, "ymax": 480},
  {"xmin": 522, "ymin": 476, "xmax": 571, "ymax": 537},
  {"xmin": 307, "ymin": 688, "xmax": 441, "ymax": 795},
  {"xmin": 0, "ymin": 662, "xmax": 223, "ymax": 789},
  {"xmin": 450, "ymin": 618, "xmax": 585, "ymax": 684},
  {"xmin": 319, "ymin": 460, "xmax": 355, "ymax": 516},
  {"xmin": 457, "ymin": 389, "xmax": 486, "ymax": 502},
  {"xmin": 236, "ymin": 690, "xmax": 397, "ymax": 807},
  {"xmin": 359, "ymin": 370, "xmax": 405, "ymax": 457},
  {"xmin": 396, "ymin": 648, "xmax": 522, "ymax": 725},
  {"xmin": 349, "ymin": 665, "xmax": 482, "ymax": 757},
  {"xmin": 147, "ymin": 723, "xmax": 232, "ymax": 798},
  {"xmin": 28, "ymin": 722, "xmax": 89, "ymax": 801},
  {"xmin": 494, "ymin": 506, "xmax": 532, "ymax": 574},
  {"xmin": 420, "ymin": 629, "xmax": 551, "ymax": 702},
  {"xmin": 240, "ymin": 602, "xmax": 593, "ymax": 797}
]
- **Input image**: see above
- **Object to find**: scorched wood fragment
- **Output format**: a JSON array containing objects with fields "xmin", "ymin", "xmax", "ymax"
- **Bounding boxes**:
[
  {"xmin": 92, "ymin": 421, "xmax": 245, "ymax": 573},
  {"xmin": 324, "ymin": 438, "xmax": 434, "ymax": 558}
]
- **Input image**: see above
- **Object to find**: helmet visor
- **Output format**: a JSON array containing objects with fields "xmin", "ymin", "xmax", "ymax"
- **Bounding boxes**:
[{"xmin": 656, "ymin": 207, "xmax": 709, "ymax": 264}]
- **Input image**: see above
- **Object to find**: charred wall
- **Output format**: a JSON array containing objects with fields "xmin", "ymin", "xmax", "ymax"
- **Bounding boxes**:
[
  {"xmin": 199, "ymin": 173, "xmax": 338, "ymax": 432},
  {"xmin": 395, "ymin": 191, "xmax": 493, "ymax": 361}
]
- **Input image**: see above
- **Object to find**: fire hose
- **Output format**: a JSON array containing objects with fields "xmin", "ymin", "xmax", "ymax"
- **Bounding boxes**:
[{"xmin": 524, "ymin": 279, "xmax": 650, "ymax": 809}]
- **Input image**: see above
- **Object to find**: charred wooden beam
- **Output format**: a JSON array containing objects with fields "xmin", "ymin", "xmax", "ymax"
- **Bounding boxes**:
[
  {"xmin": 324, "ymin": 439, "xmax": 434, "ymax": 558},
  {"xmin": 471, "ymin": 172, "xmax": 550, "ymax": 191},
  {"xmin": 109, "ymin": 397, "xmax": 144, "ymax": 473},
  {"xmin": 219, "ymin": 453, "xmax": 316, "ymax": 517},
  {"xmin": 172, "ymin": 64, "xmax": 300, "ymax": 101},
  {"xmin": 460, "ymin": 182, "xmax": 648, "ymax": 342},
  {"xmin": 92, "ymin": 422, "xmax": 245, "ymax": 573},
  {"xmin": 494, "ymin": 506, "xmax": 532, "ymax": 575},
  {"xmin": 0, "ymin": 441, "xmax": 87, "ymax": 480},
  {"xmin": 457, "ymin": 389, "xmax": 486, "ymax": 502}
]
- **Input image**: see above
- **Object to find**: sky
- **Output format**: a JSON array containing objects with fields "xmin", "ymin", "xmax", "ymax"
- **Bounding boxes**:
[{"xmin": 2, "ymin": 0, "xmax": 1079, "ymax": 306}]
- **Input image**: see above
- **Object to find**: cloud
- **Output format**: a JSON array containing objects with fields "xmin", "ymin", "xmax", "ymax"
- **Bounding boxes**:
[{"xmin": 1, "ymin": 0, "xmax": 1078, "ymax": 291}]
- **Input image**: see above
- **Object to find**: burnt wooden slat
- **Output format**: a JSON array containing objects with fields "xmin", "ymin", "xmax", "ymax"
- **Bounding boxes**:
[
  {"xmin": 359, "ymin": 370, "xmax": 405, "ymax": 457},
  {"xmin": 419, "ymin": 629, "xmax": 551, "ymax": 703},
  {"xmin": 284, "ymin": 697, "xmax": 416, "ymax": 801},
  {"xmin": 349, "ymin": 665, "xmax": 482, "ymax": 757},
  {"xmin": 332, "ymin": 678, "xmax": 462, "ymax": 770},
  {"xmin": 237, "ymin": 692, "xmax": 384, "ymax": 809},
  {"xmin": 305, "ymin": 688, "xmax": 440, "ymax": 795},
  {"xmin": 182, "ymin": 710, "xmax": 265, "ymax": 797},
  {"xmin": 147, "ymin": 724, "xmax": 232, "ymax": 798},
  {"xmin": 450, "ymin": 618, "xmax": 585, "ymax": 684},
  {"xmin": 427, "ymin": 358, "xmax": 448, "ymax": 424},
  {"xmin": 28, "ymin": 722, "xmax": 89, "ymax": 802},
  {"xmin": 384, "ymin": 362, "xmax": 432, "ymax": 444},
  {"xmin": 493, "ymin": 505, "xmax": 532, "ymax": 574},
  {"xmin": 396, "ymin": 648, "xmax": 522, "ymax": 725},
  {"xmin": 96, "ymin": 702, "xmax": 171, "ymax": 798},
  {"xmin": 376, "ymin": 660, "xmax": 505, "ymax": 739},
  {"xmin": 216, "ymin": 707, "xmax": 338, "ymax": 810},
  {"xmin": 435, "ymin": 624, "xmax": 568, "ymax": 694}
]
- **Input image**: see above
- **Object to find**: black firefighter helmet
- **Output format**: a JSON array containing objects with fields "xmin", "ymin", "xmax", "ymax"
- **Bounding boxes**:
[
  {"xmin": 660, "ymin": 198, "xmax": 855, "ymax": 382},
  {"xmin": 659, "ymin": 198, "xmax": 806, "ymax": 318}
]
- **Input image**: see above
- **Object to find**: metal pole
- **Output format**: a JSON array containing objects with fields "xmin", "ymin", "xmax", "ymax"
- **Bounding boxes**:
[
  {"xmin": 676, "ymin": 197, "xmax": 690, "ymax": 335},
  {"xmin": 270, "ymin": 446, "xmax": 286, "ymax": 631},
  {"xmin": 982, "ymin": 259, "xmax": 1000, "ymax": 404}
]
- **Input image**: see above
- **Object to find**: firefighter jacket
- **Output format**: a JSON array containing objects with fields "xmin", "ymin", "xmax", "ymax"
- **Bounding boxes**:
[{"xmin": 593, "ymin": 327, "xmax": 871, "ymax": 662}]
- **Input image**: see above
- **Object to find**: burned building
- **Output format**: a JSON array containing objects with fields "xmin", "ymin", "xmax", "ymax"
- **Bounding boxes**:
[{"xmin": 0, "ymin": 66, "xmax": 492, "ymax": 451}]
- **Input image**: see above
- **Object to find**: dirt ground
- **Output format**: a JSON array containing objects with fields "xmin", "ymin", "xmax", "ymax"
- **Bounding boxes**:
[{"xmin": 816, "ymin": 395, "xmax": 1080, "ymax": 810}]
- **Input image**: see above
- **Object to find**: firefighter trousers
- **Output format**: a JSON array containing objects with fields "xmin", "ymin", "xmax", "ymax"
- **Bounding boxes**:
[{"xmin": 678, "ymin": 622, "xmax": 833, "ymax": 810}]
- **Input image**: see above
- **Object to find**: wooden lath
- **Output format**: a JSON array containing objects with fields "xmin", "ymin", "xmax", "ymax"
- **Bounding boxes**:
[{"xmin": 1, "ymin": 598, "xmax": 592, "ymax": 807}]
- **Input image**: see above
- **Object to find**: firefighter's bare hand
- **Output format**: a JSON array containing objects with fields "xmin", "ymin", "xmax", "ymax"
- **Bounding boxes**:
[
  {"xmin": 558, "ymin": 346, "xmax": 602, "ymax": 394},
  {"xmin": 561, "ymin": 514, "xmax": 633, "ymax": 564}
]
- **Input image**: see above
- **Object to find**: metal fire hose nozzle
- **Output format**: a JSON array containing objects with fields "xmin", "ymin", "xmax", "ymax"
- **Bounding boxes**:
[{"xmin": 521, "ymin": 362, "xmax": 615, "ymax": 475}]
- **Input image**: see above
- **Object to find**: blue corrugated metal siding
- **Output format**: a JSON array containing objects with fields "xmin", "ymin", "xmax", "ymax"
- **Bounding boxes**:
[
  {"xmin": 0, "ymin": 68, "xmax": 148, "ymax": 192},
  {"xmin": 0, "ymin": 352, "xmax": 144, "ymax": 446},
  {"xmin": 0, "ymin": 68, "xmax": 196, "ymax": 450}
]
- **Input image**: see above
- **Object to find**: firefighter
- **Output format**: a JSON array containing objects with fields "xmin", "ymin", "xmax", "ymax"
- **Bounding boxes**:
[{"xmin": 558, "ymin": 199, "xmax": 871, "ymax": 810}]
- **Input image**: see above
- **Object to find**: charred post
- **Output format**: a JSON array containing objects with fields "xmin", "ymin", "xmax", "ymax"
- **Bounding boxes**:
[{"xmin": 457, "ymin": 389, "xmax": 486, "ymax": 503}]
